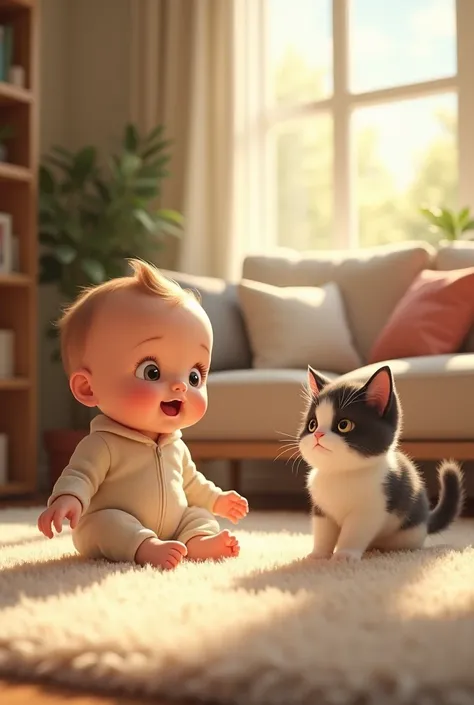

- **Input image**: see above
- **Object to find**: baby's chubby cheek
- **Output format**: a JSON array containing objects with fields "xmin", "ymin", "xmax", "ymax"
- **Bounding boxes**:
[
  {"xmin": 121, "ymin": 379, "xmax": 161, "ymax": 411},
  {"xmin": 187, "ymin": 390, "xmax": 207, "ymax": 421}
]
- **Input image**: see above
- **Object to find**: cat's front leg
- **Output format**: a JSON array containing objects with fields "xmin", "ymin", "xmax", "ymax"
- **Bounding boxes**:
[
  {"xmin": 332, "ymin": 510, "xmax": 384, "ymax": 562},
  {"xmin": 309, "ymin": 511, "xmax": 339, "ymax": 560}
]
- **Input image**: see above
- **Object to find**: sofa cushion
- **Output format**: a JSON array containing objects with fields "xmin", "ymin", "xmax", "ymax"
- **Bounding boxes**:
[
  {"xmin": 182, "ymin": 368, "xmax": 335, "ymax": 441},
  {"xmin": 242, "ymin": 241, "xmax": 436, "ymax": 361},
  {"xmin": 160, "ymin": 269, "xmax": 252, "ymax": 371},
  {"xmin": 436, "ymin": 240, "xmax": 474, "ymax": 270},
  {"xmin": 237, "ymin": 279, "xmax": 362, "ymax": 373},
  {"xmin": 182, "ymin": 354, "xmax": 474, "ymax": 442},
  {"xmin": 368, "ymin": 267, "xmax": 474, "ymax": 362},
  {"xmin": 435, "ymin": 241, "xmax": 474, "ymax": 352}
]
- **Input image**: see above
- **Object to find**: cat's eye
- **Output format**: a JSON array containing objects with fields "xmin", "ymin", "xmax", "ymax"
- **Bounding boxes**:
[
  {"xmin": 337, "ymin": 419, "xmax": 355, "ymax": 433},
  {"xmin": 307, "ymin": 419, "xmax": 317, "ymax": 433}
]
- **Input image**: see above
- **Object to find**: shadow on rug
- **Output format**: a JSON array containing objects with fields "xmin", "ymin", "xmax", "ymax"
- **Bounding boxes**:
[{"xmin": 0, "ymin": 508, "xmax": 473, "ymax": 705}]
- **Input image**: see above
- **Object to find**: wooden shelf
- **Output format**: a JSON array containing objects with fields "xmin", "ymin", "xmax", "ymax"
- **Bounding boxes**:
[
  {"xmin": 0, "ymin": 81, "xmax": 32, "ymax": 105},
  {"xmin": 0, "ymin": 272, "xmax": 32, "ymax": 286},
  {"xmin": 0, "ymin": 481, "xmax": 34, "ymax": 496},
  {"xmin": 0, "ymin": 377, "xmax": 29, "ymax": 390},
  {"xmin": 0, "ymin": 162, "xmax": 32, "ymax": 182},
  {"xmin": 0, "ymin": 0, "xmax": 33, "ymax": 10},
  {"xmin": 0, "ymin": 0, "xmax": 37, "ymax": 502}
]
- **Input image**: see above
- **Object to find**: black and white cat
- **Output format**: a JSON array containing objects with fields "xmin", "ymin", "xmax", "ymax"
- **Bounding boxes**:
[{"xmin": 298, "ymin": 364, "xmax": 464, "ymax": 562}]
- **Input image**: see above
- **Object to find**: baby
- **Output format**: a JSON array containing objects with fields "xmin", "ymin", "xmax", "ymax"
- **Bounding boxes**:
[{"xmin": 38, "ymin": 259, "xmax": 249, "ymax": 569}]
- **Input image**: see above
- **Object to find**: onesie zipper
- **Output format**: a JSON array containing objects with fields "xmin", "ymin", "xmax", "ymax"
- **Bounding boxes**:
[{"xmin": 155, "ymin": 446, "xmax": 167, "ymax": 535}]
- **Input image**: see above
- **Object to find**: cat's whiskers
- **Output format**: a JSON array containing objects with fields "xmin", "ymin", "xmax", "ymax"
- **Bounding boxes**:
[
  {"xmin": 274, "ymin": 443, "xmax": 300, "ymax": 462},
  {"xmin": 290, "ymin": 450, "xmax": 303, "ymax": 475},
  {"xmin": 276, "ymin": 430, "xmax": 299, "ymax": 441},
  {"xmin": 295, "ymin": 455, "xmax": 306, "ymax": 476},
  {"xmin": 277, "ymin": 448, "xmax": 300, "ymax": 469}
]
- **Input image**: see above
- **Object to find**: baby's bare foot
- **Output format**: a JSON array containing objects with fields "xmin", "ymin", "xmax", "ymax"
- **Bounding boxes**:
[
  {"xmin": 332, "ymin": 549, "xmax": 362, "ymax": 562},
  {"xmin": 135, "ymin": 537, "xmax": 187, "ymax": 570},
  {"xmin": 307, "ymin": 550, "xmax": 332, "ymax": 560},
  {"xmin": 186, "ymin": 529, "xmax": 240, "ymax": 561}
]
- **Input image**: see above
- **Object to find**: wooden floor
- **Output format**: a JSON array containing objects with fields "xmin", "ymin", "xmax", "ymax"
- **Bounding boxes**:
[{"xmin": 0, "ymin": 679, "xmax": 195, "ymax": 705}]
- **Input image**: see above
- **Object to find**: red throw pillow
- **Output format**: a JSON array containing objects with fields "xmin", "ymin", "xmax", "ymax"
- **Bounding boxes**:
[{"xmin": 369, "ymin": 267, "xmax": 474, "ymax": 363}]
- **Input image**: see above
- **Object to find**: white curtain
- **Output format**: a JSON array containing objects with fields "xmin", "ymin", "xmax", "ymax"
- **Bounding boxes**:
[{"xmin": 129, "ymin": 0, "xmax": 263, "ymax": 281}]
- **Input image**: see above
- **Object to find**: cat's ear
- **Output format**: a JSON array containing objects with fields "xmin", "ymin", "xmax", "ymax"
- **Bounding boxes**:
[
  {"xmin": 363, "ymin": 365, "xmax": 393, "ymax": 416},
  {"xmin": 307, "ymin": 366, "xmax": 331, "ymax": 397}
]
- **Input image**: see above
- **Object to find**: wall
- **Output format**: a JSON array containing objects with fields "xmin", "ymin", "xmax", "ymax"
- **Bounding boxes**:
[
  {"xmin": 38, "ymin": 0, "xmax": 182, "ymax": 484},
  {"xmin": 38, "ymin": 0, "xmax": 133, "ymax": 483},
  {"xmin": 37, "ymin": 1, "xmax": 294, "ymax": 499}
]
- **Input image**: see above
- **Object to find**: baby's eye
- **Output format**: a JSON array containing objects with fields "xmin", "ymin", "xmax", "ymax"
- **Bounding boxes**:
[
  {"xmin": 135, "ymin": 360, "xmax": 161, "ymax": 382},
  {"xmin": 337, "ymin": 419, "xmax": 355, "ymax": 433},
  {"xmin": 307, "ymin": 418, "xmax": 317, "ymax": 433},
  {"xmin": 189, "ymin": 368, "xmax": 202, "ymax": 388}
]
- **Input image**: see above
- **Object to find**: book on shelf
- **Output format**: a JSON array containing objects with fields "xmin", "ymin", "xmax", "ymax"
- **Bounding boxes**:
[{"xmin": 0, "ymin": 23, "xmax": 13, "ymax": 83}]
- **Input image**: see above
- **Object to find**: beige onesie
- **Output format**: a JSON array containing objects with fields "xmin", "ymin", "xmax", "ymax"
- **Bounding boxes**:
[{"xmin": 47, "ymin": 414, "xmax": 222, "ymax": 562}]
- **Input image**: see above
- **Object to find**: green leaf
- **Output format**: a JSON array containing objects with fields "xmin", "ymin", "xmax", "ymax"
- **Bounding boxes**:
[
  {"xmin": 55, "ymin": 244, "xmax": 77, "ymax": 265},
  {"xmin": 134, "ymin": 209, "xmax": 158, "ymax": 233},
  {"xmin": 94, "ymin": 178, "xmax": 111, "ymax": 203},
  {"xmin": 39, "ymin": 254, "xmax": 62, "ymax": 284},
  {"xmin": 458, "ymin": 206, "xmax": 471, "ymax": 228},
  {"xmin": 141, "ymin": 139, "xmax": 173, "ymax": 161},
  {"xmin": 50, "ymin": 145, "xmax": 74, "ymax": 162},
  {"xmin": 144, "ymin": 124, "xmax": 165, "ymax": 145},
  {"xmin": 81, "ymin": 258, "xmax": 106, "ymax": 284},
  {"xmin": 462, "ymin": 219, "xmax": 474, "ymax": 232},
  {"xmin": 39, "ymin": 165, "xmax": 56, "ymax": 194},
  {"xmin": 124, "ymin": 124, "xmax": 139, "ymax": 152},
  {"xmin": 420, "ymin": 207, "xmax": 442, "ymax": 228},
  {"xmin": 120, "ymin": 152, "xmax": 142, "ymax": 177},
  {"xmin": 72, "ymin": 146, "xmax": 97, "ymax": 184},
  {"xmin": 155, "ymin": 218, "xmax": 182, "ymax": 238},
  {"xmin": 156, "ymin": 208, "xmax": 184, "ymax": 226},
  {"xmin": 438, "ymin": 208, "xmax": 456, "ymax": 235},
  {"xmin": 44, "ymin": 154, "xmax": 74, "ymax": 174}
]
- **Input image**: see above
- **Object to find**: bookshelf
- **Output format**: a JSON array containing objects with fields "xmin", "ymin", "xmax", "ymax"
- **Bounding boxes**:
[{"xmin": 0, "ymin": 0, "xmax": 38, "ymax": 497}]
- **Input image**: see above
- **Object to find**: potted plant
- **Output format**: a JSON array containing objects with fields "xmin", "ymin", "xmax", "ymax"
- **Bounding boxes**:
[
  {"xmin": 39, "ymin": 123, "xmax": 183, "ymax": 486},
  {"xmin": 0, "ymin": 124, "xmax": 14, "ymax": 162},
  {"xmin": 420, "ymin": 205, "xmax": 474, "ymax": 242}
]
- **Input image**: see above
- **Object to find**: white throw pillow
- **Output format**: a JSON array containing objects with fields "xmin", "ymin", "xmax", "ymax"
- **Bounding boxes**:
[{"xmin": 238, "ymin": 279, "xmax": 362, "ymax": 374}]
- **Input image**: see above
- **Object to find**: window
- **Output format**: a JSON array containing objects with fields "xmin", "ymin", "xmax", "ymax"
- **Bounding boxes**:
[{"xmin": 248, "ymin": 0, "xmax": 474, "ymax": 251}]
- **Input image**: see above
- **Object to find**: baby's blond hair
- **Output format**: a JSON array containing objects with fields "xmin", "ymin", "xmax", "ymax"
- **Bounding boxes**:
[{"xmin": 57, "ymin": 259, "xmax": 200, "ymax": 376}]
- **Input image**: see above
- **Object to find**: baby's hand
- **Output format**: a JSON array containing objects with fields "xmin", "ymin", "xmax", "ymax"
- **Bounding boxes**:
[
  {"xmin": 37, "ymin": 495, "xmax": 82, "ymax": 539},
  {"xmin": 213, "ymin": 491, "xmax": 249, "ymax": 524}
]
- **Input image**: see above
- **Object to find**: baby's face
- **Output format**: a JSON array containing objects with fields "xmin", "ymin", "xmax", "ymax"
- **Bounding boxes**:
[{"xmin": 82, "ymin": 289, "xmax": 212, "ymax": 436}]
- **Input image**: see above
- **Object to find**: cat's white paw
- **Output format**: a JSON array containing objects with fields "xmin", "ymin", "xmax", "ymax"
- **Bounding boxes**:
[{"xmin": 332, "ymin": 549, "xmax": 362, "ymax": 562}]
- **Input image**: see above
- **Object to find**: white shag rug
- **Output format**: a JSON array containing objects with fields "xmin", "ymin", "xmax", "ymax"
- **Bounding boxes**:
[{"xmin": 0, "ymin": 507, "xmax": 473, "ymax": 705}]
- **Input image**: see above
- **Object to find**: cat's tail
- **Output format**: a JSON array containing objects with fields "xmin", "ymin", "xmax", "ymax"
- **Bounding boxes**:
[{"xmin": 428, "ymin": 460, "xmax": 465, "ymax": 534}]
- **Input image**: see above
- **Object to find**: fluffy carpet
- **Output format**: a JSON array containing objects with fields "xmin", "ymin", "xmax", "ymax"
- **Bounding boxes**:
[{"xmin": 0, "ymin": 508, "xmax": 473, "ymax": 705}]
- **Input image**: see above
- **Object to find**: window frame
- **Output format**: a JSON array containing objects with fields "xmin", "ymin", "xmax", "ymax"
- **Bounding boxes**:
[{"xmin": 247, "ymin": 0, "xmax": 474, "ymax": 250}]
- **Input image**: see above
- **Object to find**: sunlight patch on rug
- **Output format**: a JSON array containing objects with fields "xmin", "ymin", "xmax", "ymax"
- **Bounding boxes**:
[{"xmin": 0, "ymin": 508, "xmax": 473, "ymax": 705}]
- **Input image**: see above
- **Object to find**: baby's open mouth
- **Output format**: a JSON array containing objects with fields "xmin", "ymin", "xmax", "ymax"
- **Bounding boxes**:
[{"xmin": 160, "ymin": 400, "xmax": 183, "ymax": 417}]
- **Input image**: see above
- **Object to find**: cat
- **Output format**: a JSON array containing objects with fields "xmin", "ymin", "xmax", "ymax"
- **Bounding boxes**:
[{"xmin": 298, "ymin": 364, "xmax": 464, "ymax": 562}]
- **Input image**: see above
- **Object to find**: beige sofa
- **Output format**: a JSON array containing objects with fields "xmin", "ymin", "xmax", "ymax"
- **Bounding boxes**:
[{"xmin": 163, "ymin": 240, "xmax": 474, "ymax": 496}]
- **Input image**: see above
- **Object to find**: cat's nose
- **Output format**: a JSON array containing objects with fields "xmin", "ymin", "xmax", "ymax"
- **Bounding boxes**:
[{"xmin": 314, "ymin": 431, "xmax": 325, "ymax": 440}]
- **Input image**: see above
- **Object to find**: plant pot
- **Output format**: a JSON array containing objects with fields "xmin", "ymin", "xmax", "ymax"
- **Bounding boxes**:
[{"xmin": 43, "ymin": 428, "xmax": 88, "ymax": 488}]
